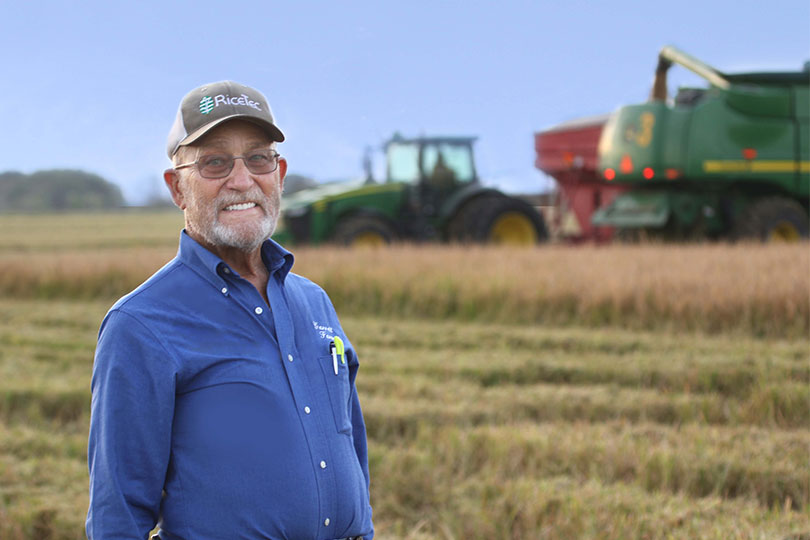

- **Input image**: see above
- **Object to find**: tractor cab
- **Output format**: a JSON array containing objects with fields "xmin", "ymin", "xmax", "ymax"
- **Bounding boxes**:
[
  {"xmin": 275, "ymin": 133, "xmax": 547, "ymax": 246},
  {"xmin": 381, "ymin": 135, "xmax": 480, "ymax": 235},
  {"xmin": 385, "ymin": 134, "xmax": 478, "ymax": 187}
]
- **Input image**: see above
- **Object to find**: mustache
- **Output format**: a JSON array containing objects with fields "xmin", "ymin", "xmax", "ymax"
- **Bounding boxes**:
[{"xmin": 216, "ymin": 189, "xmax": 270, "ymax": 208}]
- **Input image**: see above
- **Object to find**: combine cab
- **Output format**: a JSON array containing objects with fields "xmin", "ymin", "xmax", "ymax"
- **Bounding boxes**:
[{"xmin": 273, "ymin": 134, "xmax": 548, "ymax": 246}]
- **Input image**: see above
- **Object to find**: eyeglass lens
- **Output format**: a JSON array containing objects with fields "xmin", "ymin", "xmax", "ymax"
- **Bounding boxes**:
[{"xmin": 198, "ymin": 151, "xmax": 278, "ymax": 178}]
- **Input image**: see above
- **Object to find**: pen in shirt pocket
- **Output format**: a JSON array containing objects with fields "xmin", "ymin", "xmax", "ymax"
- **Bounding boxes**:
[{"xmin": 329, "ymin": 336, "xmax": 345, "ymax": 375}]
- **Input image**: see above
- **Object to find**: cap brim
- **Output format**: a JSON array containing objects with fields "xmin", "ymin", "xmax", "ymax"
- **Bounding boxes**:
[{"xmin": 177, "ymin": 114, "xmax": 285, "ymax": 150}]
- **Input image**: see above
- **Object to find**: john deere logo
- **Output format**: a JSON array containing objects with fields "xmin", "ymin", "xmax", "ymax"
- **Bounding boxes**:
[
  {"xmin": 623, "ymin": 112, "xmax": 655, "ymax": 148},
  {"xmin": 199, "ymin": 96, "xmax": 215, "ymax": 114}
]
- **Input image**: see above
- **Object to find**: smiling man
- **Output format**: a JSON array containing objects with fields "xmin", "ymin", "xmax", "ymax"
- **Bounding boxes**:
[{"xmin": 86, "ymin": 81, "xmax": 373, "ymax": 540}]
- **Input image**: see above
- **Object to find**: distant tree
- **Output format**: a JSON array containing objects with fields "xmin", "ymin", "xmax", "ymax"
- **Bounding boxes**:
[
  {"xmin": 283, "ymin": 173, "xmax": 318, "ymax": 195},
  {"xmin": 142, "ymin": 192, "xmax": 176, "ymax": 208},
  {"xmin": 0, "ymin": 169, "xmax": 124, "ymax": 212},
  {"xmin": 0, "ymin": 171, "xmax": 27, "ymax": 211},
  {"xmin": 139, "ymin": 174, "xmax": 175, "ymax": 208}
]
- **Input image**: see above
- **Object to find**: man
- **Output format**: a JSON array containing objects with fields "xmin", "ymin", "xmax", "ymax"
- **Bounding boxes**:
[{"xmin": 87, "ymin": 81, "xmax": 374, "ymax": 540}]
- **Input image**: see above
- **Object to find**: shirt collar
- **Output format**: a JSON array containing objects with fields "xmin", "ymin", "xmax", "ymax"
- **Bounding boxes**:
[
  {"xmin": 177, "ymin": 230, "xmax": 295, "ymax": 288},
  {"xmin": 261, "ymin": 236, "xmax": 295, "ymax": 280}
]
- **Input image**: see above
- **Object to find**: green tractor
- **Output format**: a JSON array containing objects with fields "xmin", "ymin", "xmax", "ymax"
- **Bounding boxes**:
[
  {"xmin": 273, "ymin": 134, "xmax": 547, "ymax": 246},
  {"xmin": 592, "ymin": 46, "xmax": 809, "ymax": 241}
]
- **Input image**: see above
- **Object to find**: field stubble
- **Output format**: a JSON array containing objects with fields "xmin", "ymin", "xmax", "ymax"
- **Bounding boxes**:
[
  {"xmin": 0, "ymin": 301, "xmax": 808, "ymax": 539},
  {"xmin": 0, "ymin": 212, "xmax": 808, "ymax": 539}
]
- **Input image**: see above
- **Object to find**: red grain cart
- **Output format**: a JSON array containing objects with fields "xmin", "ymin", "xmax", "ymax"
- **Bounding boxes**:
[{"xmin": 535, "ymin": 115, "xmax": 627, "ymax": 242}]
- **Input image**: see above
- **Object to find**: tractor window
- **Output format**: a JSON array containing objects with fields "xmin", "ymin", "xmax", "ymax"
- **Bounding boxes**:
[
  {"xmin": 387, "ymin": 143, "xmax": 420, "ymax": 183},
  {"xmin": 422, "ymin": 144, "xmax": 475, "ymax": 184}
]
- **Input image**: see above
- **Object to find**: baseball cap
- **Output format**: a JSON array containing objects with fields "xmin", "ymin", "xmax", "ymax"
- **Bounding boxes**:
[{"xmin": 166, "ymin": 80, "xmax": 285, "ymax": 157}]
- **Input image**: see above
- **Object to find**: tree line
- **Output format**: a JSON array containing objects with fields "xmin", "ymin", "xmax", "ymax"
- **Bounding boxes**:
[{"xmin": 0, "ymin": 169, "xmax": 124, "ymax": 212}]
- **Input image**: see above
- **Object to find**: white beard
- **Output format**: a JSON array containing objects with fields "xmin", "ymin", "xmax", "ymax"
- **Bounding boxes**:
[{"xmin": 186, "ymin": 186, "xmax": 281, "ymax": 252}]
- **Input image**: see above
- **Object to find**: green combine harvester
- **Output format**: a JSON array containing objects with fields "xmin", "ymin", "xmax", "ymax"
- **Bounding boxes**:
[
  {"xmin": 273, "ymin": 134, "xmax": 547, "ymax": 246},
  {"xmin": 592, "ymin": 46, "xmax": 809, "ymax": 241}
]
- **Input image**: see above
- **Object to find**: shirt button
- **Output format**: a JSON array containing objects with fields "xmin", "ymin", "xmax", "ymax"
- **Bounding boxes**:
[
  {"xmin": 304, "ymin": 406, "xmax": 311, "ymax": 414},
  {"xmin": 324, "ymin": 518, "xmax": 330, "ymax": 527},
  {"xmin": 223, "ymin": 267, "xmax": 231, "ymax": 274},
  {"xmin": 221, "ymin": 287, "xmax": 228, "ymax": 295},
  {"xmin": 320, "ymin": 460, "xmax": 326, "ymax": 469},
  {"xmin": 287, "ymin": 354, "xmax": 293, "ymax": 362},
  {"xmin": 254, "ymin": 306, "xmax": 263, "ymax": 315}
]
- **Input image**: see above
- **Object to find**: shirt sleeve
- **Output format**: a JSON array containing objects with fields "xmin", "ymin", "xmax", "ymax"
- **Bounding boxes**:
[
  {"xmin": 342, "ymin": 341, "xmax": 373, "ymax": 540},
  {"xmin": 350, "ymin": 384, "xmax": 375, "ymax": 540},
  {"xmin": 86, "ymin": 309, "xmax": 178, "ymax": 540}
]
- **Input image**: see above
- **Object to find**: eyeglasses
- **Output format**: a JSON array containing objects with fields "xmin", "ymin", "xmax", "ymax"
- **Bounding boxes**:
[{"xmin": 174, "ymin": 149, "xmax": 281, "ymax": 179}]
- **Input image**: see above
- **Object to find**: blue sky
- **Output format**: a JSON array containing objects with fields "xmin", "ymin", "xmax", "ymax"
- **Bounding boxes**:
[{"xmin": 2, "ymin": 1, "xmax": 808, "ymax": 204}]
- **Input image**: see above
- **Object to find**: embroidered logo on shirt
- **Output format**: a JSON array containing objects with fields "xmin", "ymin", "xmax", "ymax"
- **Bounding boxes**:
[{"xmin": 312, "ymin": 321, "xmax": 335, "ymax": 340}]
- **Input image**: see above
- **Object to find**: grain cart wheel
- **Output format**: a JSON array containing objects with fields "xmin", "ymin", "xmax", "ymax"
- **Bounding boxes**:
[
  {"xmin": 333, "ymin": 215, "xmax": 396, "ymax": 247},
  {"xmin": 734, "ymin": 197, "xmax": 809, "ymax": 242},
  {"xmin": 450, "ymin": 195, "xmax": 548, "ymax": 245}
]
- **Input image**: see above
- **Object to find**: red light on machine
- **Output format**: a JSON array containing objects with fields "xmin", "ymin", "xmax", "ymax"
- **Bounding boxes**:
[
  {"xmin": 620, "ymin": 154, "xmax": 634, "ymax": 174},
  {"xmin": 742, "ymin": 148, "xmax": 757, "ymax": 160},
  {"xmin": 643, "ymin": 167, "xmax": 655, "ymax": 179},
  {"xmin": 665, "ymin": 168, "xmax": 681, "ymax": 180},
  {"xmin": 563, "ymin": 151, "xmax": 574, "ymax": 166},
  {"xmin": 604, "ymin": 168, "xmax": 616, "ymax": 181}
]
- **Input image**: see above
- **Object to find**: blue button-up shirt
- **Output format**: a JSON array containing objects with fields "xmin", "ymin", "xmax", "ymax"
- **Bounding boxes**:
[{"xmin": 87, "ymin": 231, "xmax": 374, "ymax": 540}]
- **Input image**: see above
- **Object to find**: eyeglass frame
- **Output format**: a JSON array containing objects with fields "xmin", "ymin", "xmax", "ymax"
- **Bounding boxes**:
[{"xmin": 173, "ymin": 148, "xmax": 283, "ymax": 179}]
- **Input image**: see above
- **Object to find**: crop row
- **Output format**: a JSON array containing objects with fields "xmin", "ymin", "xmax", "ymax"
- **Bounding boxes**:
[
  {"xmin": 373, "ymin": 474, "xmax": 810, "ymax": 540},
  {"xmin": 1, "ymin": 299, "xmax": 808, "ymax": 538},
  {"xmin": 373, "ymin": 421, "xmax": 809, "ymax": 508},
  {"xmin": 2, "ymin": 417, "xmax": 809, "ymax": 539},
  {"xmin": 1, "ymin": 211, "xmax": 808, "ymax": 337}
]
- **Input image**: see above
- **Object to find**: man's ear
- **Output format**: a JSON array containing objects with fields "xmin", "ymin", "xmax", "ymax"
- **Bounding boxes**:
[
  {"xmin": 163, "ymin": 168, "xmax": 187, "ymax": 209},
  {"xmin": 277, "ymin": 157, "xmax": 287, "ymax": 192}
]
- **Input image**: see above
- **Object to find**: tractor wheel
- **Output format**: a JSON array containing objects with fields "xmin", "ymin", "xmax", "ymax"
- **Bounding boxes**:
[
  {"xmin": 449, "ymin": 195, "xmax": 548, "ymax": 245},
  {"xmin": 733, "ymin": 197, "xmax": 809, "ymax": 242},
  {"xmin": 332, "ymin": 215, "xmax": 396, "ymax": 247}
]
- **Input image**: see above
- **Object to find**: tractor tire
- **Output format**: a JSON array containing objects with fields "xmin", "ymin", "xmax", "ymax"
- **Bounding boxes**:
[
  {"xmin": 733, "ymin": 197, "xmax": 809, "ymax": 242},
  {"xmin": 449, "ymin": 195, "xmax": 548, "ymax": 245},
  {"xmin": 332, "ymin": 215, "xmax": 396, "ymax": 247}
]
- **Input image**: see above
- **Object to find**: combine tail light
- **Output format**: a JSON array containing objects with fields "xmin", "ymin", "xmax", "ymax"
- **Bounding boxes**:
[
  {"xmin": 643, "ymin": 167, "xmax": 655, "ymax": 179},
  {"xmin": 620, "ymin": 154, "xmax": 634, "ymax": 174},
  {"xmin": 742, "ymin": 148, "xmax": 757, "ymax": 160},
  {"xmin": 665, "ymin": 168, "xmax": 681, "ymax": 180},
  {"xmin": 604, "ymin": 168, "xmax": 616, "ymax": 181},
  {"xmin": 563, "ymin": 151, "xmax": 574, "ymax": 166}
]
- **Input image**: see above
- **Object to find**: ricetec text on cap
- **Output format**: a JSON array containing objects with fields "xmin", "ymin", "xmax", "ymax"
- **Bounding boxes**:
[{"xmin": 199, "ymin": 94, "xmax": 262, "ymax": 115}]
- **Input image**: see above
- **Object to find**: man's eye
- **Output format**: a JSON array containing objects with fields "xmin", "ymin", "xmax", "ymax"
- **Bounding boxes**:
[
  {"xmin": 247, "ymin": 153, "xmax": 271, "ymax": 163},
  {"xmin": 202, "ymin": 156, "xmax": 228, "ymax": 167}
]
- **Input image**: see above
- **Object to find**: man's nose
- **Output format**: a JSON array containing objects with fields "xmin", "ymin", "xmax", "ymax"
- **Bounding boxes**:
[{"xmin": 224, "ymin": 158, "xmax": 256, "ymax": 190}]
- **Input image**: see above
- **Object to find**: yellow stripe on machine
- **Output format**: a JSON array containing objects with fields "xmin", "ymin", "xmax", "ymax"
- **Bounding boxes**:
[{"xmin": 703, "ymin": 160, "xmax": 810, "ymax": 173}]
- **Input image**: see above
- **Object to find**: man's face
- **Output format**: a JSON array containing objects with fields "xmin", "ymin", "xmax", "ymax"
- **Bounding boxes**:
[{"xmin": 168, "ymin": 120, "xmax": 286, "ymax": 252}]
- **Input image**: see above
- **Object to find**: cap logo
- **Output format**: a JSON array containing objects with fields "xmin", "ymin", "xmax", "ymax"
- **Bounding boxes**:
[
  {"xmin": 199, "ymin": 96, "xmax": 215, "ymax": 115},
  {"xmin": 198, "ymin": 93, "xmax": 263, "ymax": 117}
]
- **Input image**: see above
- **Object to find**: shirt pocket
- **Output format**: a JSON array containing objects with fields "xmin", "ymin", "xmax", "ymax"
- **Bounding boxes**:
[{"xmin": 317, "ymin": 354, "xmax": 352, "ymax": 435}]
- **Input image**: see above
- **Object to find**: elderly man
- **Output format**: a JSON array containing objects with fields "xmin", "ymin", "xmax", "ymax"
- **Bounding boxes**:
[{"xmin": 87, "ymin": 81, "xmax": 373, "ymax": 540}]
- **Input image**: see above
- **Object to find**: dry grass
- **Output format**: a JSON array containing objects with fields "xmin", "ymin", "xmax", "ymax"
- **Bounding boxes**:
[
  {"xmin": 1, "ymin": 300, "xmax": 808, "ymax": 539},
  {"xmin": 297, "ymin": 243, "xmax": 809, "ymax": 338},
  {"xmin": 1, "ymin": 212, "xmax": 808, "ymax": 338},
  {"xmin": 1, "ymin": 212, "xmax": 808, "ymax": 537}
]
